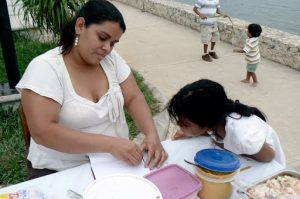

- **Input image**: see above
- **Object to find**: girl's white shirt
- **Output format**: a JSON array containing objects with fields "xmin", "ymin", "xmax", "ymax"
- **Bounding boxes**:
[
  {"xmin": 16, "ymin": 47, "xmax": 131, "ymax": 171},
  {"xmin": 223, "ymin": 113, "xmax": 286, "ymax": 167}
]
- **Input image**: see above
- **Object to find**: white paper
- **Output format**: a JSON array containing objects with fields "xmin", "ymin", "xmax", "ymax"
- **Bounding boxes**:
[{"xmin": 88, "ymin": 153, "xmax": 150, "ymax": 179}]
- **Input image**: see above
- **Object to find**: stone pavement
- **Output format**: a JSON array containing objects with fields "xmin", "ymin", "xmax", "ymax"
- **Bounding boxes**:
[{"xmin": 113, "ymin": 2, "xmax": 300, "ymax": 169}]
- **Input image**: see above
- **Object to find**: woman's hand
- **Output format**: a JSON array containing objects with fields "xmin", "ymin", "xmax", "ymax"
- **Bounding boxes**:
[
  {"xmin": 110, "ymin": 137, "xmax": 143, "ymax": 166},
  {"xmin": 141, "ymin": 134, "xmax": 168, "ymax": 170}
]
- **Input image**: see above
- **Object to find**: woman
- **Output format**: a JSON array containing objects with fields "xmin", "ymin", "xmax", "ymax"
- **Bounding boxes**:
[{"xmin": 16, "ymin": 0, "xmax": 167, "ymax": 178}]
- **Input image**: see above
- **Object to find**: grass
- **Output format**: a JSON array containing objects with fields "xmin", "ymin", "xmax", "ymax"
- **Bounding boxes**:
[
  {"xmin": 0, "ymin": 33, "xmax": 159, "ymax": 186},
  {"xmin": 127, "ymin": 70, "xmax": 160, "ymax": 139},
  {"xmin": 0, "ymin": 106, "xmax": 27, "ymax": 185},
  {"xmin": 0, "ymin": 31, "xmax": 55, "ymax": 84}
]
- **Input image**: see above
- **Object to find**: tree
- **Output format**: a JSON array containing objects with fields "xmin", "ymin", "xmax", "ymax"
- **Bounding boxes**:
[{"xmin": 14, "ymin": 0, "xmax": 86, "ymax": 39}]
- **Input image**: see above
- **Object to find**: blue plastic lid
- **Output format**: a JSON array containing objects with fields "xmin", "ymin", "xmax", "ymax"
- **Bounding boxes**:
[{"xmin": 194, "ymin": 149, "xmax": 241, "ymax": 172}]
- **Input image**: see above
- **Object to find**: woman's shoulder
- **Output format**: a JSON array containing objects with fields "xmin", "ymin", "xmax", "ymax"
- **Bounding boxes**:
[
  {"xmin": 28, "ymin": 47, "xmax": 64, "ymax": 72},
  {"xmin": 33, "ymin": 47, "xmax": 60, "ymax": 61}
]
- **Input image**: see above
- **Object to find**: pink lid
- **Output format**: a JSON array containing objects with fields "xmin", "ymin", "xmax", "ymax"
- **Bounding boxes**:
[{"xmin": 144, "ymin": 164, "xmax": 202, "ymax": 199}]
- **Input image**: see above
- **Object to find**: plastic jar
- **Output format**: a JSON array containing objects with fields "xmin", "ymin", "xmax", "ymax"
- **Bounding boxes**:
[{"xmin": 193, "ymin": 149, "xmax": 240, "ymax": 199}]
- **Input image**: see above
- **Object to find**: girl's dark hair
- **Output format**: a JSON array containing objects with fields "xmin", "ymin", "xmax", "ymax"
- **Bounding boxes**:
[
  {"xmin": 248, "ymin": 23, "xmax": 262, "ymax": 37},
  {"xmin": 59, "ymin": 0, "xmax": 126, "ymax": 55},
  {"xmin": 167, "ymin": 79, "xmax": 266, "ymax": 129}
]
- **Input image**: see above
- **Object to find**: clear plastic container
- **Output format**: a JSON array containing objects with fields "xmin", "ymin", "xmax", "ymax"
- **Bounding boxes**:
[
  {"xmin": 144, "ymin": 164, "xmax": 202, "ymax": 199},
  {"xmin": 237, "ymin": 169, "xmax": 300, "ymax": 199},
  {"xmin": 194, "ymin": 166, "xmax": 239, "ymax": 199},
  {"xmin": 193, "ymin": 149, "xmax": 240, "ymax": 199}
]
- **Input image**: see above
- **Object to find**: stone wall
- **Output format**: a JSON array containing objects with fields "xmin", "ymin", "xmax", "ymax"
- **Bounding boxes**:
[{"xmin": 116, "ymin": 0, "xmax": 300, "ymax": 70}]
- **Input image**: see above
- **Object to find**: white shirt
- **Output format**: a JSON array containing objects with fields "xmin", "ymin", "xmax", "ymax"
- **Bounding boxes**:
[
  {"xmin": 194, "ymin": 0, "xmax": 220, "ymax": 25},
  {"xmin": 223, "ymin": 113, "xmax": 286, "ymax": 167},
  {"xmin": 243, "ymin": 37, "xmax": 260, "ymax": 64},
  {"xmin": 16, "ymin": 47, "xmax": 131, "ymax": 170}
]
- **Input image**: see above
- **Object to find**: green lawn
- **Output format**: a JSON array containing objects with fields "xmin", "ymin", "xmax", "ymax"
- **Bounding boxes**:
[
  {"xmin": 0, "ymin": 31, "xmax": 55, "ymax": 84},
  {"xmin": 0, "ymin": 32, "xmax": 158, "ymax": 186}
]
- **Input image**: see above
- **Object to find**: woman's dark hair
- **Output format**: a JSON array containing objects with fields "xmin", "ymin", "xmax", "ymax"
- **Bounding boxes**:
[
  {"xmin": 248, "ymin": 23, "xmax": 262, "ymax": 37},
  {"xmin": 59, "ymin": 0, "xmax": 126, "ymax": 55},
  {"xmin": 167, "ymin": 79, "xmax": 266, "ymax": 129}
]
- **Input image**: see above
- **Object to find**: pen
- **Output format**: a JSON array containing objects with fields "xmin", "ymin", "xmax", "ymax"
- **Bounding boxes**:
[
  {"xmin": 88, "ymin": 156, "xmax": 96, "ymax": 180},
  {"xmin": 90, "ymin": 167, "xmax": 96, "ymax": 180}
]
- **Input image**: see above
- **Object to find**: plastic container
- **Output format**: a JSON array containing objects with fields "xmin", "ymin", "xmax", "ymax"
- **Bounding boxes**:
[
  {"xmin": 238, "ymin": 169, "xmax": 300, "ymax": 199},
  {"xmin": 193, "ymin": 149, "xmax": 240, "ymax": 199},
  {"xmin": 144, "ymin": 164, "xmax": 202, "ymax": 199},
  {"xmin": 83, "ymin": 173, "xmax": 162, "ymax": 199}
]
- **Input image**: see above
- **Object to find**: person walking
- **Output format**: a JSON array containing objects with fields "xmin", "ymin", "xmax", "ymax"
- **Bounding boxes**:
[{"xmin": 234, "ymin": 23, "xmax": 262, "ymax": 87}]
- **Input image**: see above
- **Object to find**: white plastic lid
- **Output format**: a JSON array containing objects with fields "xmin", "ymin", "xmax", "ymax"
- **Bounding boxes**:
[{"xmin": 83, "ymin": 173, "xmax": 163, "ymax": 199}]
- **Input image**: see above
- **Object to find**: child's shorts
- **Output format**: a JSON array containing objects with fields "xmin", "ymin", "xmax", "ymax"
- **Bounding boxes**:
[
  {"xmin": 247, "ymin": 63, "xmax": 258, "ymax": 72},
  {"xmin": 200, "ymin": 23, "xmax": 220, "ymax": 44}
]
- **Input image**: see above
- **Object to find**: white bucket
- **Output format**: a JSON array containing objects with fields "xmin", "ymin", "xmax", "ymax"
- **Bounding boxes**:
[{"xmin": 83, "ymin": 173, "xmax": 163, "ymax": 199}]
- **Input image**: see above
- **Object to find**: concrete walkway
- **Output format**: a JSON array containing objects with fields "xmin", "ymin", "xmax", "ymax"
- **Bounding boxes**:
[{"xmin": 113, "ymin": 2, "xmax": 300, "ymax": 169}]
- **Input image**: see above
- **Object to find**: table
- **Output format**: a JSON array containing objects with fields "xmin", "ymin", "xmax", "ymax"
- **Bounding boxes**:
[{"xmin": 0, "ymin": 137, "xmax": 285, "ymax": 199}]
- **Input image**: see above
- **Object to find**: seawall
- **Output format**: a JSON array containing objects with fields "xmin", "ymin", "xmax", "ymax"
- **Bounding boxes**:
[{"xmin": 116, "ymin": 0, "xmax": 300, "ymax": 70}]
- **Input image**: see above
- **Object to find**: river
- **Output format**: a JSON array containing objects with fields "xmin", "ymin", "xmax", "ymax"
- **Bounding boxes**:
[{"xmin": 174, "ymin": 0, "xmax": 300, "ymax": 36}]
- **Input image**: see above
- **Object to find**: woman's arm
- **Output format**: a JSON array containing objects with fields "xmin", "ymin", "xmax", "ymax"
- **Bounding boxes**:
[
  {"xmin": 22, "ymin": 89, "xmax": 143, "ymax": 165},
  {"xmin": 121, "ymin": 73, "xmax": 168, "ymax": 169}
]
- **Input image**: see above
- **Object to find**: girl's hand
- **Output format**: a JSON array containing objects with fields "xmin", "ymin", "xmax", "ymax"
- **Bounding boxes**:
[
  {"xmin": 221, "ymin": 13, "xmax": 228, "ymax": 18},
  {"xmin": 141, "ymin": 134, "xmax": 168, "ymax": 170},
  {"xmin": 110, "ymin": 137, "xmax": 143, "ymax": 166}
]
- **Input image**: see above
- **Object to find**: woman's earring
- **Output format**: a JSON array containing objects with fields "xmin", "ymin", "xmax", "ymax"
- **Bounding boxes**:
[{"xmin": 74, "ymin": 35, "xmax": 79, "ymax": 46}]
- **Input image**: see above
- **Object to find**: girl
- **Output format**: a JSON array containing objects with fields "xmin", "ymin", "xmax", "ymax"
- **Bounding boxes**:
[{"xmin": 167, "ymin": 79, "xmax": 286, "ymax": 166}]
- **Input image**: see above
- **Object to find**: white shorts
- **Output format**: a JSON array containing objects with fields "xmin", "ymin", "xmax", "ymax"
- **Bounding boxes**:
[{"xmin": 200, "ymin": 23, "xmax": 220, "ymax": 44}]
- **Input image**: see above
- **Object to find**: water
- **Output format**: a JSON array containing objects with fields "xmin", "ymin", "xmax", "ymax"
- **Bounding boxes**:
[{"xmin": 175, "ymin": 0, "xmax": 300, "ymax": 36}]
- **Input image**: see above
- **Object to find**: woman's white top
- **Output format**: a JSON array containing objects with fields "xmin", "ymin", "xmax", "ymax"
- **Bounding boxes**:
[
  {"xmin": 16, "ymin": 47, "xmax": 131, "ymax": 171},
  {"xmin": 223, "ymin": 113, "xmax": 286, "ymax": 167}
]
